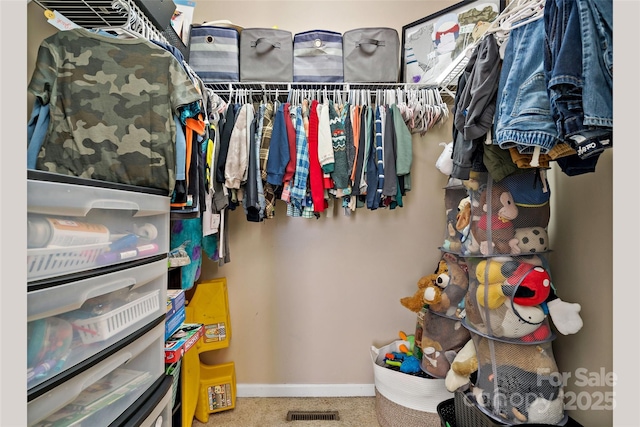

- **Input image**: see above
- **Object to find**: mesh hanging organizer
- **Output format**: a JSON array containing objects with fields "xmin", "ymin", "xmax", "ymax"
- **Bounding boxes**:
[
  {"xmin": 441, "ymin": 170, "xmax": 552, "ymax": 258},
  {"xmin": 437, "ymin": 168, "xmax": 572, "ymax": 425}
]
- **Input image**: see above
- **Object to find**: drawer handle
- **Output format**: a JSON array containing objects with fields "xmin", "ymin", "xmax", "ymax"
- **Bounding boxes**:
[
  {"xmin": 90, "ymin": 199, "xmax": 140, "ymax": 212},
  {"xmin": 84, "ymin": 277, "xmax": 136, "ymax": 301}
]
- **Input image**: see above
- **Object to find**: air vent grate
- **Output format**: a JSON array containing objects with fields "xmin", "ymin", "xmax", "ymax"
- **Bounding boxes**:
[{"xmin": 286, "ymin": 410, "xmax": 340, "ymax": 421}]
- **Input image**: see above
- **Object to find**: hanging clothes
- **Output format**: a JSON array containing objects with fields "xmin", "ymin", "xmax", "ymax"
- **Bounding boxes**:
[
  {"xmin": 27, "ymin": 28, "xmax": 202, "ymax": 195},
  {"xmin": 260, "ymin": 100, "xmax": 278, "ymax": 219},
  {"xmin": 327, "ymin": 100, "xmax": 350, "ymax": 191},
  {"xmin": 382, "ymin": 105, "xmax": 398, "ymax": 199},
  {"xmin": 243, "ymin": 113, "xmax": 262, "ymax": 222},
  {"xmin": 308, "ymin": 99, "xmax": 326, "ymax": 213},
  {"xmin": 287, "ymin": 105, "xmax": 311, "ymax": 217},
  {"xmin": 266, "ymin": 102, "xmax": 290, "ymax": 190},
  {"xmin": 391, "ymin": 103, "xmax": 412, "ymax": 194},
  {"xmin": 224, "ymin": 104, "xmax": 251, "ymax": 189},
  {"xmin": 216, "ymin": 106, "xmax": 237, "ymax": 184}
]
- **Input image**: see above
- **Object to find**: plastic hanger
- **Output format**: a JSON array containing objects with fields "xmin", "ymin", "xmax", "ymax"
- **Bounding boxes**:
[{"xmin": 484, "ymin": 0, "xmax": 545, "ymax": 36}]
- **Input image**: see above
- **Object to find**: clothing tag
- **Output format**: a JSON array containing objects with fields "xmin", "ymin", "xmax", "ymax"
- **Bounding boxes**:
[
  {"xmin": 210, "ymin": 214, "xmax": 221, "ymax": 230},
  {"xmin": 540, "ymin": 169, "xmax": 549, "ymax": 193},
  {"xmin": 45, "ymin": 10, "xmax": 81, "ymax": 31}
]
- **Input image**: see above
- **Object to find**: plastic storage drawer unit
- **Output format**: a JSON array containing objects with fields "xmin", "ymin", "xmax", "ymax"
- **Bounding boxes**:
[
  {"xmin": 27, "ymin": 258, "xmax": 167, "ymax": 391},
  {"xmin": 27, "ymin": 320, "xmax": 166, "ymax": 427},
  {"xmin": 115, "ymin": 375, "xmax": 174, "ymax": 427},
  {"xmin": 27, "ymin": 171, "xmax": 170, "ymax": 282}
]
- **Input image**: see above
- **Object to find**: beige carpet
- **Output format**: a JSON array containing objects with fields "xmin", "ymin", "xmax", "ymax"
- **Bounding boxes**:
[
  {"xmin": 190, "ymin": 394, "xmax": 443, "ymax": 427},
  {"xmin": 191, "ymin": 396, "xmax": 379, "ymax": 427}
]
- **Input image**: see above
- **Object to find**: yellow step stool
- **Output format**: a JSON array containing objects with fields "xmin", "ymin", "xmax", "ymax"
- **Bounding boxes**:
[
  {"xmin": 180, "ymin": 278, "xmax": 234, "ymax": 426},
  {"xmin": 187, "ymin": 278, "xmax": 232, "ymax": 351},
  {"xmin": 194, "ymin": 362, "xmax": 237, "ymax": 423}
]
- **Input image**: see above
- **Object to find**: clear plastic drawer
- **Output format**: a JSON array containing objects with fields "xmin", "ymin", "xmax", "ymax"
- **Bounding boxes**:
[
  {"xmin": 28, "ymin": 321, "xmax": 165, "ymax": 427},
  {"xmin": 27, "ymin": 171, "xmax": 169, "ymax": 282},
  {"xmin": 27, "ymin": 258, "xmax": 167, "ymax": 391}
]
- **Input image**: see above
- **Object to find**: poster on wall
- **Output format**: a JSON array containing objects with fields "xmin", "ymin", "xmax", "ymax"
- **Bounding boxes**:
[
  {"xmin": 171, "ymin": 0, "xmax": 196, "ymax": 46},
  {"xmin": 401, "ymin": 0, "xmax": 504, "ymax": 86}
]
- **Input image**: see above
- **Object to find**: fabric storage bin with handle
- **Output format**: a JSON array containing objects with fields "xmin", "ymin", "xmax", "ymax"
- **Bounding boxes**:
[
  {"xmin": 293, "ymin": 30, "xmax": 343, "ymax": 82},
  {"xmin": 343, "ymin": 27, "xmax": 399, "ymax": 83},
  {"xmin": 188, "ymin": 23, "xmax": 240, "ymax": 82},
  {"xmin": 240, "ymin": 28, "xmax": 293, "ymax": 82}
]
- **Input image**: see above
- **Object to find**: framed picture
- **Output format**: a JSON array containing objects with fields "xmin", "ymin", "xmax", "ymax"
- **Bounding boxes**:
[{"xmin": 401, "ymin": 0, "xmax": 505, "ymax": 85}]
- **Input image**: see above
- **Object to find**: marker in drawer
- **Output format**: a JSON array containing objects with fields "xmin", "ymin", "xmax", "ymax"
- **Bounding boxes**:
[{"xmin": 96, "ymin": 243, "xmax": 160, "ymax": 265}]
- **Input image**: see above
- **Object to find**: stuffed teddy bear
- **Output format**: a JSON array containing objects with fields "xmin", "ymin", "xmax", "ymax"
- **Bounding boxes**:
[
  {"xmin": 471, "ymin": 183, "xmax": 521, "ymax": 255},
  {"xmin": 400, "ymin": 258, "xmax": 449, "ymax": 312},
  {"xmin": 472, "ymin": 336, "xmax": 565, "ymax": 424},
  {"xmin": 429, "ymin": 253, "xmax": 469, "ymax": 317},
  {"xmin": 401, "ymin": 254, "xmax": 469, "ymax": 317}
]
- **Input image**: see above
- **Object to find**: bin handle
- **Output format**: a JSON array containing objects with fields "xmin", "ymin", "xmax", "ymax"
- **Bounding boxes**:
[{"xmin": 90, "ymin": 199, "xmax": 140, "ymax": 212}]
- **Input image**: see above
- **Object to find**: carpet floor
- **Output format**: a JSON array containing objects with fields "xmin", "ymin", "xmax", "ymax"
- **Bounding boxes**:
[{"xmin": 191, "ymin": 396, "xmax": 379, "ymax": 427}]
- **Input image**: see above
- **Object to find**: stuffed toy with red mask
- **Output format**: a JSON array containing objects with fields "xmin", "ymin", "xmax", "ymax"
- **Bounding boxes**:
[{"xmin": 501, "ymin": 259, "xmax": 583, "ymax": 335}]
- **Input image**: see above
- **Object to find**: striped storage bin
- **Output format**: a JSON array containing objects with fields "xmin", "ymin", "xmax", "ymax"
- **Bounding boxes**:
[
  {"xmin": 188, "ymin": 25, "xmax": 240, "ymax": 82},
  {"xmin": 293, "ymin": 30, "xmax": 343, "ymax": 82}
]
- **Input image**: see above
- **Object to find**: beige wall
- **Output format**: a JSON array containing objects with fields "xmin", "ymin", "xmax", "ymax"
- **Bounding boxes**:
[
  {"xmin": 189, "ymin": 0, "xmax": 463, "ymax": 388},
  {"xmin": 549, "ymin": 149, "xmax": 613, "ymax": 426},
  {"xmin": 25, "ymin": 0, "xmax": 614, "ymax": 422}
]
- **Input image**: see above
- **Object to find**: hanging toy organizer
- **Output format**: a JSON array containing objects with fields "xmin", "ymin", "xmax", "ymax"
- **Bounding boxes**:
[{"xmin": 438, "ymin": 169, "xmax": 583, "ymax": 425}]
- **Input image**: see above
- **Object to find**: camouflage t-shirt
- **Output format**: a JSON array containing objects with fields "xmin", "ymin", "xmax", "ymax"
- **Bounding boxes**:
[{"xmin": 28, "ymin": 28, "xmax": 202, "ymax": 195}]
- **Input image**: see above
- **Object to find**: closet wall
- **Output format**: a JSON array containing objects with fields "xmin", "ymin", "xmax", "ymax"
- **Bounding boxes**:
[
  {"xmin": 190, "ymin": 0, "xmax": 461, "ymax": 393},
  {"xmin": 24, "ymin": 1, "xmax": 613, "ymax": 425}
]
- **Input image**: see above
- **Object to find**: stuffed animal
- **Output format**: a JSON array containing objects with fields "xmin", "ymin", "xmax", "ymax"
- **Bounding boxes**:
[
  {"xmin": 455, "ymin": 196, "xmax": 480, "ymax": 255},
  {"xmin": 471, "ymin": 336, "xmax": 565, "ymax": 424},
  {"xmin": 444, "ymin": 339, "xmax": 477, "ymax": 392},
  {"xmin": 400, "ymin": 258, "xmax": 449, "ymax": 312},
  {"xmin": 501, "ymin": 259, "xmax": 583, "ymax": 335},
  {"xmin": 515, "ymin": 226, "xmax": 549, "ymax": 253},
  {"xmin": 502, "ymin": 170, "xmax": 551, "ymax": 229},
  {"xmin": 443, "ymin": 188, "xmax": 470, "ymax": 253},
  {"xmin": 476, "ymin": 299, "xmax": 551, "ymax": 342},
  {"xmin": 443, "ymin": 208, "xmax": 464, "ymax": 252},
  {"xmin": 472, "ymin": 183, "xmax": 521, "ymax": 255},
  {"xmin": 474, "ymin": 258, "xmax": 509, "ymax": 310},
  {"xmin": 420, "ymin": 319, "xmax": 470, "ymax": 378},
  {"xmin": 474, "ymin": 363, "xmax": 564, "ymax": 424},
  {"xmin": 401, "ymin": 254, "xmax": 469, "ymax": 316},
  {"xmin": 428, "ymin": 253, "xmax": 469, "ymax": 317}
]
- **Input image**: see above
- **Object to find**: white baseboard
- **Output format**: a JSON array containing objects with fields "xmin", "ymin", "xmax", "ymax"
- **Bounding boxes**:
[{"xmin": 236, "ymin": 383, "xmax": 376, "ymax": 398}]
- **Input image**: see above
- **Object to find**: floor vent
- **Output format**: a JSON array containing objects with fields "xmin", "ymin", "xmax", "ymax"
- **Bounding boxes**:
[{"xmin": 286, "ymin": 410, "xmax": 340, "ymax": 421}]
